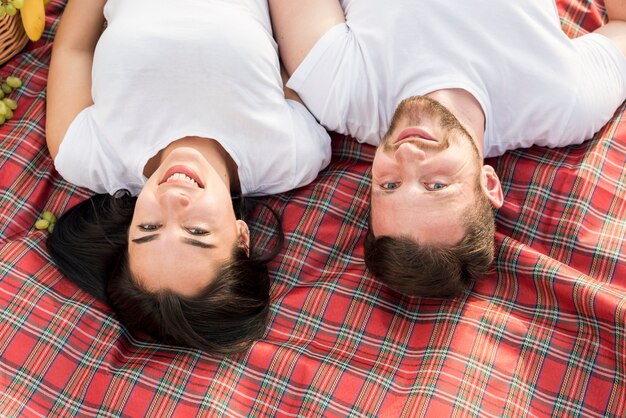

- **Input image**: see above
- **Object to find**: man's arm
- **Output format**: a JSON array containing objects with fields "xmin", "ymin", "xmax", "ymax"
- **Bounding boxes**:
[
  {"xmin": 281, "ymin": 64, "xmax": 303, "ymax": 103},
  {"xmin": 594, "ymin": 0, "xmax": 626, "ymax": 55},
  {"xmin": 45, "ymin": 0, "xmax": 106, "ymax": 160},
  {"xmin": 268, "ymin": 0, "xmax": 345, "ymax": 76}
]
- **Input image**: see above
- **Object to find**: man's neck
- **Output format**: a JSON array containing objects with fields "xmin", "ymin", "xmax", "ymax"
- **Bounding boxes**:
[{"xmin": 426, "ymin": 89, "xmax": 486, "ymax": 157}]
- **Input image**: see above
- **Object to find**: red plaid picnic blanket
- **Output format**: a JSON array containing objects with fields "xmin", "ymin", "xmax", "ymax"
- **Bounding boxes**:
[{"xmin": 1, "ymin": 1, "xmax": 625, "ymax": 417}]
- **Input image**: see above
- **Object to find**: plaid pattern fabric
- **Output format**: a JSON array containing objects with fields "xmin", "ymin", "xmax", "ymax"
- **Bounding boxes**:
[{"xmin": 1, "ymin": 0, "xmax": 625, "ymax": 416}]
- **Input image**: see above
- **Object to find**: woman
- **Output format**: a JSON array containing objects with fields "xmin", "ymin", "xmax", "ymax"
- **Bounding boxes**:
[{"xmin": 45, "ymin": 0, "xmax": 331, "ymax": 354}]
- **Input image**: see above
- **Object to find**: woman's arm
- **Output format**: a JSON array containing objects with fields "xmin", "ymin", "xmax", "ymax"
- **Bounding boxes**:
[
  {"xmin": 268, "ymin": 0, "xmax": 345, "ymax": 77},
  {"xmin": 45, "ymin": 0, "xmax": 107, "ymax": 160}
]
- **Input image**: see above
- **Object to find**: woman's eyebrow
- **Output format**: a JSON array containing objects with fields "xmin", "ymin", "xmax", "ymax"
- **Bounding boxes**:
[
  {"xmin": 132, "ymin": 234, "xmax": 159, "ymax": 244},
  {"xmin": 131, "ymin": 235, "xmax": 214, "ymax": 249},
  {"xmin": 182, "ymin": 238, "xmax": 216, "ymax": 249}
]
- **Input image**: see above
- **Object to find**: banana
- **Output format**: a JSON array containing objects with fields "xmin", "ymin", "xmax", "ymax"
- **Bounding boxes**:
[{"xmin": 20, "ymin": 0, "xmax": 45, "ymax": 42}]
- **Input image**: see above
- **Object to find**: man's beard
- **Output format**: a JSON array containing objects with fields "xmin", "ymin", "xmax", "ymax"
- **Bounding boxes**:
[{"xmin": 380, "ymin": 95, "xmax": 480, "ymax": 158}]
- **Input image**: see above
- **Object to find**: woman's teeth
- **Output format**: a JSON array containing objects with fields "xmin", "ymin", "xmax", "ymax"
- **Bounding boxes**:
[{"xmin": 166, "ymin": 173, "xmax": 199, "ymax": 187}]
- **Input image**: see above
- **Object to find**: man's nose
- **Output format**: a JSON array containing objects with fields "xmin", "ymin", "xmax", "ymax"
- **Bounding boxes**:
[{"xmin": 394, "ymin": 142, "xmax": 426, "ymax": 164}]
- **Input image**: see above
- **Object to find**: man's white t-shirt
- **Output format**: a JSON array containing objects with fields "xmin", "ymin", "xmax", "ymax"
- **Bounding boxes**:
[
  {"xmin": 54, "ymin": 0, "xmax": 331, "ymax": 196},
  {"xmin": 287, "ymin": 0, "xmax": 626, "ymax": 158}
]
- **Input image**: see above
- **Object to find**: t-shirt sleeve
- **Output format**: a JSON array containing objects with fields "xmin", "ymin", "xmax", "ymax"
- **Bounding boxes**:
[
  {"xmin": 53, "ymin": 107, "xmax": 143, "ymax": 196},
  {"xmin": 286, "ymin": 99, "xmax": 332, "ymax": 190},
  {"xmin": 560, "ymin": 33, "xmax": 626, "ymax": 145},
  {"xmin": 286, "ymin": 23, "xmax": 380, "ymax": 146}
]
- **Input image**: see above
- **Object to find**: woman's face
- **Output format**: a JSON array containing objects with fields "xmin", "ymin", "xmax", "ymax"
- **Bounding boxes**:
[{"xmin": 128, "ymin": 147, "xmax": 249, "ymax": 296}]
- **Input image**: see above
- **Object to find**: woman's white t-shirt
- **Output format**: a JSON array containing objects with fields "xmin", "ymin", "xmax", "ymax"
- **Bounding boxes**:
[
  {"xmin": 287, "ymin": 0, "xmax": 626, "ymax": 158},
  {"xmin": 54, "ymin": 0, "xmax": 331, "ymax": 196}
]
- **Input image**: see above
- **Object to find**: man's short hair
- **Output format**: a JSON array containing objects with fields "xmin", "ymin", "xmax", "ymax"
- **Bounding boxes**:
[{"xmin": 364, "ymin": 189, "xmax": 496, "ymax": 298}]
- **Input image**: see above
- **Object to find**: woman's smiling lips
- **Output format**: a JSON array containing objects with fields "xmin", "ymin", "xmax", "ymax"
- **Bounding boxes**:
[
  {"xmin": 159, "ymin": 165, "xmax": 204, "ymax": 188},
  {"xmin": 395, "ymin": 127, "xmax": 436, "ymax": 144}
]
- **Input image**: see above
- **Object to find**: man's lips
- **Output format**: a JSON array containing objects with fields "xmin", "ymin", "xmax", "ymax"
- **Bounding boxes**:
[
  {"xmin": 159, "ymin": 165, "xmax": 204, "ymax": 188},
  {"xmin": 394, "ymin": 127, "xmax": 436, "ymax": 144}
]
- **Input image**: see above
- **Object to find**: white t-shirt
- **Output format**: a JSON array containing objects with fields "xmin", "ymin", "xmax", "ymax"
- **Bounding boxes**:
[
  {"xmin": 54, "ymin": 0, "xmax": 331, "ymax": 196},
  {"xmin": 287, "ymin": 0, "xmax": 626, "ymax": 158}
]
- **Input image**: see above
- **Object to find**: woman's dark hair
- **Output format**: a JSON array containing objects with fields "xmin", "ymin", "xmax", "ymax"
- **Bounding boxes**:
[
  {"xmin": 47, "ymin": 192, "xmax": 136, "ymax": 301},
  {"xmin": 47, "ymin": 191, "xmax": 283, "ymax": 355}
]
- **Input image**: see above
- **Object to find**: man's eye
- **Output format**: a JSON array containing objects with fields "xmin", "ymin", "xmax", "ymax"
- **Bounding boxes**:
[
  {"xmin": 381, "ymin": 182, "xmax": 400, "ymax": 190},
  {"xmin": 425, "ymin": 183, "xmax": 447, "ymax": 191},
  {"xmin": 139, "ymin": 224, "xmax": 161, "ymax": 231},
  {"xmin": 186, "ymin": 227, "xmax": 209, "ymax": 236}
]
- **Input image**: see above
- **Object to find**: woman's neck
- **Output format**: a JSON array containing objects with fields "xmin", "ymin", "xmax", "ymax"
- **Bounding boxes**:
[{"xmin": 144, "ymin": 136, "xmax": 240, "ymax": 193}]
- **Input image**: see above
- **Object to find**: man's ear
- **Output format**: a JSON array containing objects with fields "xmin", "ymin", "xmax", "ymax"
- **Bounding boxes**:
[
  {"xmin": 236, "ymin": 220, "xmax": 251, "ymax": 256},
  {"xmin": 481, "ymin": 165, "xmax": 504, "ymax": 208}
]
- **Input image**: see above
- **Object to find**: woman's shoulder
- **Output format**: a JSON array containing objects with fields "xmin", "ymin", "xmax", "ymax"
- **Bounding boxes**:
[{"xmin": 54, "ymin": 107, "xmax": 144, "ymax": 195}]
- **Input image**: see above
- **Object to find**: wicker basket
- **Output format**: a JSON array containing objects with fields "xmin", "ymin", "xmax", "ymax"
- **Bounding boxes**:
[{"xmin": 0, "ymin": 13, "xmax": 29, "ymax": 66}]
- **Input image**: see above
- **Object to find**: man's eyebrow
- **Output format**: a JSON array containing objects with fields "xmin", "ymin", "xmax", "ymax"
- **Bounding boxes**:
[
  {"xmin": 182, "ymin": 238, "xmax": 216, "ymax": 249},
  {"xmin": 132, "ymin": 234, "xmax": 159, "ymax": 244},
  {"xmin": 371, "ymin": 189, "xmax": 394, "ymax": 197}
]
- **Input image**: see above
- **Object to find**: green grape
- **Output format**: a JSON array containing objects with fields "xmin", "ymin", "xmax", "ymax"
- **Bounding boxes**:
[
  {"xmin": 5, "ymin": 3, "xmax": 16, "ymax": 16},
  {"xmin": 0, "ymin": 101, "xmax": 7, "ymax": 117},
  {"xmin": 1, "ymin": 83, "xmax": 12, "ymax": 95},
  {"xmin": 47, "ymin": 223, "xmax": 55, "ymax": 234},
  {"xmin": 0, "ymin": 89, "xmax": 5, "ymax": 100},
  {"xmin": 0, "ymin": 115, "xmax": 5, "ymax": 125},
  {"xmin": 0, "ymin": 5, "xmax": 6, "ymax": 18},
  {"xmin": 41, "ymin": 211, "xmax": 57, "ymax": 223},
  {"xmin": 4, "ymin": 106, "xmax": 13, "ymax": 120},
  {"xmin": 3, "ymin": 98, "xmax": 17, "ymax": 110},
  {"xmin": 11, "ymin": 0, "xmax": 24, "ymax": 10},
  {"xmin": 35, "ymin": 219, "xmax": 50, "ymax": 230},
  {"xmin": 6, "ymin": 76, "xmax": 21, "ymax": 89}
]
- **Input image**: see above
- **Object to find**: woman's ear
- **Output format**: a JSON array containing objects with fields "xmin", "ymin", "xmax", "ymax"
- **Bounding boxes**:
[
  {"xmin": 236, "ymin": 220, "xmax": 251, "ymax": 256},
  {"xmin": 481, "ymin": 165, "xmax": 504, "ymax": 208}
]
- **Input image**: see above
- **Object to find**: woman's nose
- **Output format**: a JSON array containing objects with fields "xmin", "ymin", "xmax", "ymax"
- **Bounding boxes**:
[
  {"xmin": 161, "ymin": 190, "xmax": 191, "ymax": 208},
  {"xmin": 394, "ymin": 142, "xmax": 426, "ymax": 164}
]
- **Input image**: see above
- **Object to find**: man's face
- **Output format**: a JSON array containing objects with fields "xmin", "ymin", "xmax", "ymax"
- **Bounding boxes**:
[{"xmin": 370, "ymin": 96, "xmax": 485, "ymax": 245}]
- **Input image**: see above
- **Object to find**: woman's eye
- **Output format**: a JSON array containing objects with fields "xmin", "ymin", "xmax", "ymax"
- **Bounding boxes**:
[
  {"xmin": 381, "ymin": 182, "xmax": 400, "ymax": 190},
  {"xmin": 139, "ymin": 224, "xmax": 161, "ymax": 231},
  {"xmin": 425, "ymin": 183, "xmax": 447, "ymax": 191},
  {"xmin": 186, "ymin": 227, "xmax": 209, "ymax": 236}
]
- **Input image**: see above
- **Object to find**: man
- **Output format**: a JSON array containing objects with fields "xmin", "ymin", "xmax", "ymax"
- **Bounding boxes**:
[{"xmin": 269, "ymin": 0, "xmax": 626, "ymax": 297}]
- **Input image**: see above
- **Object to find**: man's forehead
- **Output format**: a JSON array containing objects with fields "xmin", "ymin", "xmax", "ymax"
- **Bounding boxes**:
[
  {"xmin": 369, "ymin": 204, "xmax": 467, "ymax": 245},
  {"xmin": 370, "ymin": 190, "xmax": 469, "ymax": 238}
]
